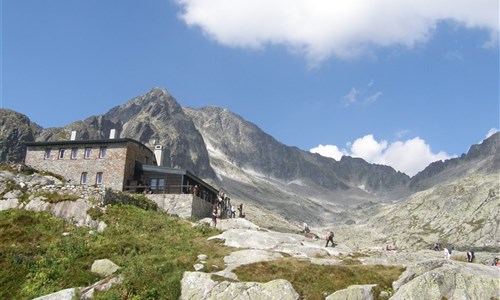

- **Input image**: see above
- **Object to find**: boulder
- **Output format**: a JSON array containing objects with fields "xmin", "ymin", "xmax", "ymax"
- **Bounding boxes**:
[
  {"xmin": 91, "ymin": 259, "xmax": 120, "ymax": 277},
  {"xmin": 325, "ymin": 284, "xmax": 377, "ymax": 300},
  {"xmin": 32, "ymin": 288, "xmax": 77, "ymax": 300},
  {"xmin": 3, "ymin": 189, "xmax": 23, "ymax": 199},
  {"xmin": 0, "ymin": 198, "xmax": 20, "ymax": 210},
  {"xmin": 180, "ymin": 271, "xmax": 299, "ymax": 300},
  {"xmin": 391, "ymin": 260, "xmax": 500, "ymax": 300}
]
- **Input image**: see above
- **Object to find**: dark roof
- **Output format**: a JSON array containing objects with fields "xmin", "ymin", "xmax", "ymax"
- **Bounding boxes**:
[
  {"xmin": 139, "ymin": 164, "xmax": 219, "ymax": 194},
  {"xmin": 25, "ymin": 138, "xmax": 152, "ymax": 152}
]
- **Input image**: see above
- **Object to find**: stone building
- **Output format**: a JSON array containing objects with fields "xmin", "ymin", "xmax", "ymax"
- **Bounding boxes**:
[
  {"xmin": 24, "ymin": 138, "xmax": 157, "ymax": 191},
  {"xmin": 24, "ymin": 135, "xmax": 219, "ymax": 204}
]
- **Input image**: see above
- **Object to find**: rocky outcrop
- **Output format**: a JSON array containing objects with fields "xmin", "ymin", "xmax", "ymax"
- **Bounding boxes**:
[
  {"xmin": 409, "ymin": 132, "xmax": 500, "ymax": 191},
  {"xmin": 366, "ymin": 173, "xmax": 500, "ymax": 250},
  {"xmin": 180, "ymin": 271, "xmax": 299, "ymax": 300},
  {"xmin": 0, "ymin": 169, "xmax": 106, "ymax": 228},
  {"xmin": 391, "ymin": 260, "xmax": 500, "ymax": 299},
  {"xmin": 105, "ymin": 88, "xmax": 214, "ymax": 178},
  {"xmin": 0, "ymin": 109, "xmax": 41, "ymax": 162}
]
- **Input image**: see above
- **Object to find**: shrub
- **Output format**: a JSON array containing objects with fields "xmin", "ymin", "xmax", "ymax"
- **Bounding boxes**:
[{"xmin": 103, "ymin": 189, "xmax": 158, "ymax": 211}]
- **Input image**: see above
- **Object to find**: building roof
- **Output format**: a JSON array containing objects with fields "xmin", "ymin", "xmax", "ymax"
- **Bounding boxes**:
[
  {"xmin": 25, "ymin": 138, "xmax": 153, "ymax": 152},
  {"xmin": 139, "ymin": 164, "xmax": 219, "ymax": 194}
]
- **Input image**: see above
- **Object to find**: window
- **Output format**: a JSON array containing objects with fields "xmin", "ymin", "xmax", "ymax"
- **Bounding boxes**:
[
  {"xmin": 58, "ymin": 149, "xmax": 65, "ymax": 159},
  {"xmin": 96, "ymin": 172, "xmax": 103, "ymax": 185},
  {"xmin": 84, "ymin": 147, "xmax": 92, "ymax": 159},
  {"xmin": 44, "ymin": 149, "xmax": 51, "ymax": 160},
  {"xmin": 71, "ymin": 148, "xmax": 78, "ymax": 159},
  {"xmin": 81, "ymin": 172, "xmax": 88, "ymax": 185},
  {"xmin": 99, "ymin": 146, "xmax": 107, "ymax": 158}
]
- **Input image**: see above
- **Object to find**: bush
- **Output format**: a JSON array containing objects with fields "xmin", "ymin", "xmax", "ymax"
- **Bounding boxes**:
[{"xmin": 103, "ymin": 189, "xmax": 158, "ymax": 211}]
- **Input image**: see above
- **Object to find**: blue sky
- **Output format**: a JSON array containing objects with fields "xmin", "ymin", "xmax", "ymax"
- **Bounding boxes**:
[{"xmin": 2, "ymin": 0, "xmax": 499, "ymax": 176}]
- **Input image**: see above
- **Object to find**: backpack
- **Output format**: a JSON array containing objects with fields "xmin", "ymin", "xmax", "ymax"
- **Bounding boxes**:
[{"xmin": 328, "ymin": 231, "xmax": 334, "ymax": 238}]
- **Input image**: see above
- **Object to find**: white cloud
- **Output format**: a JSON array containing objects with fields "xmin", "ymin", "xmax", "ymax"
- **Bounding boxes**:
[
  {"xmin": 310, "ymin": 134, "xmax": 451, "ymax": 176},
  {"xmin": 365, "ymin": 91, "xmax": 383, "ymax": 104},
  {"xmin": 342, "ymin": 86, "xmax": 382, "ymax": 106},
  {"xmin": 310, "ymin": 144, "xmax": 345, "ymax": 161},
  {"xmin": 176, "ymin": 0, "xmax": 499, "ymax": 65},
  {"xmin": 342, "ymin": 87, "xmax": 359, "ymax": 106}
]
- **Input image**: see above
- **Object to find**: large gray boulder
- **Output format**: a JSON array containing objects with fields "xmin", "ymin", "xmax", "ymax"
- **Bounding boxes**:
[
  {"xmin": 32, "ymin": 288, "xmax": 77, "ymax": 300},
  {"xmin": 325, "ymin": 284, "xmax": 377, "ymax": 300},
  {"xmin": 91, "ymin": 259, "xmax": 121, "ymax": 277},
  {"xmin": 180, "ymin": 271, "xmax": 299, "ymax": 300},
  {"xmin": 391, "ymin": 260, "xmax": 500, "ymax": 299}
]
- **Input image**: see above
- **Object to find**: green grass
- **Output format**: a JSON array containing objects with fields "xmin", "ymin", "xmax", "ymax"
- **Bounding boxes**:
[
  {"xmin": 234, "ymin": 258, "xmax": 404, "ymax": 300},
  {"xmin": 0, "ymin": 206, "xmax": 226, "ymax": 300},
  {"xmin": 0, "ymin": 204, "xmax": 405, "ymax": 300}
]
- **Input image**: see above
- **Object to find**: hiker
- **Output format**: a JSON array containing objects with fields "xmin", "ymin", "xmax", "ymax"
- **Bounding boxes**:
[
  {"xmin": 238, "ymin": 204, "xmax": 243, "ymax": 217},
  {"xmin": 303, "ymin": 223, "xmax": 310, "ymax": 236},
  {"xmin": 433, "ymin": 242, "xmax": 441, "ymax": 251},
  {"xmin": 211, "ymin": 205, "xmax": 217, "ymax": 228},
  {"xmin": 231, "ymin": 205, "xmax": 236, "ymax": 218},
  {"xmin": 444, "ymin": 248, "xmax": 452, "ymax": 260},
  {"xmin": 493, "ymin": 257, "xmax": 500, "ymax": 267},
  {"xmin": 466, "ymin": 250, "xmax": 475, "ymax": 263},
  {"xmin": 325, "ymin": 231, "xmax": 334, "ymax": 247}
]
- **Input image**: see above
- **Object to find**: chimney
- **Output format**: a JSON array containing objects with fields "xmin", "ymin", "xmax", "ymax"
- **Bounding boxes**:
[
  {"xmin": 70, "ymin": 131, "xmax": 77, "ymax": 141},
  {"xmin": 109, "ymin": 129, "xmax": 116, "ymax": 139},
  {"xmin": 154, "ymin": 145, "xmax": 164, "ymax": 166}
]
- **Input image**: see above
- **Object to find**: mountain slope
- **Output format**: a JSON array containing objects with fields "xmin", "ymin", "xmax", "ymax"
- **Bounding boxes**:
[
  {"xmin": 409, "ymin": 132, "xmax": 500, "ymax": 191},
  {"xmin": 184, "ymin": 106, "xmax": 412, "ymax": 225},
  {"xmin": 0, "ymin": 109, "xmax": 42, "ymax": 163},
  {"xmin": 38, "ymin": 88, "xmax": 215, "ymax": 178}
]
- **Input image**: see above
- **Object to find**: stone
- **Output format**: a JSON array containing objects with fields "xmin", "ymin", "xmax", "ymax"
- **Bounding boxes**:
[
  {"xmin": 198, "ymin": 254, "xmax": 208, "ymax": 261},
  {"xmin": 91, "ymin": 259, "xmax": 120, "ymax": 277},
  {"xmin": 223, "ymin": 249, "xmax": 283, "ymax": 271},
  {"xmin": 97, "ymin": 221, "xmax": 108, "ymax": 232},
  {"xmin": 325, "ymin": 284, "xmax": 377, "ymax": 300},
  {"xmin": 194, "ymin": 263, "xmax": 205, "ymax": 271},
  {"xmin": 3, "ymin": 189, "xmax": 22, "ymax": 199},
  {"xmin": 32, "ymin": 288, "xmax": 77, "ymax": 300},
  {"xmin": 180, "ymin": 271, "xmax": 299, "ymax": 300},
  {"xmin": 391, "ymin": 260, "xmax": 500, "ymax": 300},
  {"xmin": 0, "ymin": 198, "xmax": 20, "ymax": 210}
]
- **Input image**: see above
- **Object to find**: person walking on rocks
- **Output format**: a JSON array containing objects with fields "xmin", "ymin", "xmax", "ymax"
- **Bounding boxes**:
[
  {"xmin": 325, "ymin": 231, "xmax": 335, "ymax": 247},
  {"xmin": 211, "ymin": 205, "xmax": 218, "ymax": 228}
]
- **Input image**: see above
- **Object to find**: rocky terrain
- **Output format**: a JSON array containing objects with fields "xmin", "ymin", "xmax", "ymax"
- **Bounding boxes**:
[{"xmin": 1, "ymin": 165, "xmax": 499, "ymax": 299}]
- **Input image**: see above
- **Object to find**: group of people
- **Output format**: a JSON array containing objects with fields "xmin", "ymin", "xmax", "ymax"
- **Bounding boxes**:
[
  {"xmin": 210, "ymin": 191, "xmax": 245, "ymax": 228},
  {"xmin": 302, "ymin": 223, "xmax": 335, "ymax": 247}
]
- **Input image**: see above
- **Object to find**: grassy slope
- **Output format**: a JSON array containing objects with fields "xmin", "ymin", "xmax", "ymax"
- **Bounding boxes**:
[{"xmin": 0, "ymin": 206, "xmax": 403, "ymax": 300}]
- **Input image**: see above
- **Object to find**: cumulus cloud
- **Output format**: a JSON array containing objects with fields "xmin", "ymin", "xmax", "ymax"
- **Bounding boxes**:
[
  {"xmin": 310, "ymin": 144, "xmax": 345, "ymax": 161},
  {"xmin": 176, "ymin": 0, "xmax": 499, "ymax": 65},
  {"xmin": 310, "ymin": 134, "xmax": 452, "ymax": 176}
]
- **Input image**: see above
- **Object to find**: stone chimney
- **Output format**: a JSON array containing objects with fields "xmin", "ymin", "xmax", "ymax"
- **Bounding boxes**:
[
  {"xmin": 70, "ymin": 131, "xmax": 77, "ymax": 141},
  {"xmin": 154, "ymin": 145, "xmax": 164, "ymax": 166}
]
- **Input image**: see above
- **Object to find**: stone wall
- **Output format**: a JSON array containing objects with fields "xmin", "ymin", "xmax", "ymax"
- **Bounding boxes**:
[{"xmin": 146, "ymin": 194, "xmax": 212, "ymax": 219}]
